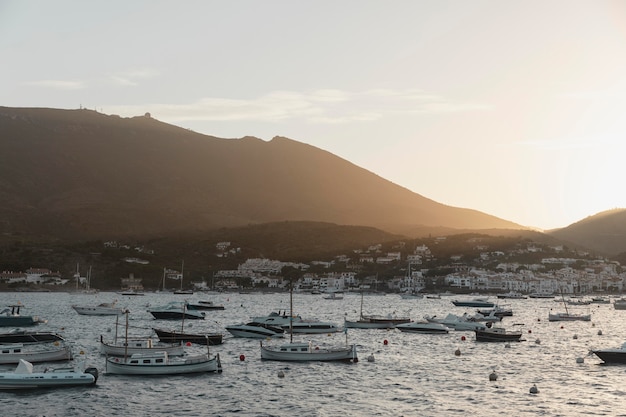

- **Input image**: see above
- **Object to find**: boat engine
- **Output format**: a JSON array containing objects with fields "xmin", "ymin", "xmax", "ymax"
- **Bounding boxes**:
[{"xmin": 85, "ymin": 367, "xmax": 99, "ymax": 384}]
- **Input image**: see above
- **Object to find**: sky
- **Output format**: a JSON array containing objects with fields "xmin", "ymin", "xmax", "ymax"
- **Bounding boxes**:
[{"xmin": 2, "ymin": 1, "xmax": 626, "ymax": 231}]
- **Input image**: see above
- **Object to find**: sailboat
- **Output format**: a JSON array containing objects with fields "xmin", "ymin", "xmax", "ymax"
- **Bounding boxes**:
[
  {"xmin": 260, "ymin": 282, "xmax": 358, "ymax": 362},
  {"xmin": 548, "ymin": 288, "xmax": 591, "ymax": 322},
  {"xmin": 173, "ymin": 261, "xmax": 193, "ymax": 295},
  {"xmin": 344, "ymin": 291, "xmax": 411, "ymax": 329}
]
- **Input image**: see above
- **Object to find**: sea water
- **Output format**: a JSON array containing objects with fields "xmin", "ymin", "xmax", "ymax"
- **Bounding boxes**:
[{"xmin": 0, "ymin": 291, "xmax": 624, "ymax": 417}]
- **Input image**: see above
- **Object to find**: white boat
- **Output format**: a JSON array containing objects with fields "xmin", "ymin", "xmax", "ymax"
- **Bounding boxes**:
[
  {"xmin": 396, "ymin": 322, "xmax": 450, "ymax": 334},
  {"xmin": 0, "ymin": 305, "xmax": 45, "ymax": 327},
  {"xmin": 259, "ymin": 285, "xmax": 358, "ymax": 362},
  {"xmin": 105, "ymin": 350, "xmax": 222, "ymax": 375},
  {"xmin": 148, "ymin": 302, "xmax": 205, "ymax": 320},
  {"xmin": 282, "ymin": 321, "xmax": 340, "ymax": 334},
  {"xmin": 424, "ymin": 313, "xmax": 487, "ymax": 331},
  {"xmin": 260, "ymin": 341, "xmax": 357, "ymax": 362},
  {"xmin": 251, "ymin": 311, "xmax": 303, "ymax": 326},
  {"xmin": 72, "ymin": 302, "xmax": 124, "ymax": 316},
  {"xmin": 225, "ymin": 322, "xmax": 285, "ymax": 339},
  {"xmin": 186, "ymin": 300, "xmax": 225, "ymax": 311},
  {"xmin": 0, "ymin": 341, "xmax": 73, "ymax": 364},
  {"xmin": 496, "ymin": 291, "xmax": 527, "ymax": 299},
  {"xmin": 99, "ymin": 335, "xmax": 185, "ymax": 356},
  {"xmin": 548, "ymin": 312, "xmax": 591, "ymax": 322},
  {"xmin": 614, "ymin": 298, "xmax": 626, "ymax": 310},
  {"xmin": 0, "ymin": 359, "xmax": 98, "ymax": 390},
  {"xmin": 323, "ymin": 292, "xmax": 344, "ymax": 300}
]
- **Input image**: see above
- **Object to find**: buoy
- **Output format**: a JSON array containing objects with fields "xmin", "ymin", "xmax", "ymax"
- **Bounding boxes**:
[
  {"xmin": 107, "ymin": 328, "xmax": 112, "ymax": 332},
  {"xmin": 489, "ymin": 371, "xmax": 498, "ymax": 381},
  {"xmin": 461, "ymin": 335, "xmax": 466, "ymax": 341},
  {"xmin": 560, "ymin": 325, "xmax": 564, "ymax": 329},
  {"xmin": 383, "ymin": 339, "xmax": 388, "ymax": 346},
  {"xmin": 277, "ymin": 370, "xmax": 285, "ymax": 378},
  {"xmin": 79, "ymin": 350, "xmax": 85, "ymax": 355},
  {"xmin": 367, "ymin": 354, "xmax": 375, "ymax": 362},
  {"xmin": 239, "ymin": 354, "xmax": 245, "ymax": 361},
  {"xmin": 529, "ymin": 384, "xmax": 539, "ymax": 394},
  {"xmin": 186, "ymin": 342, "xmax": 192, "ymax": 346},
  {"xmin": 504, "ymin": 343, "xmax": 511, "ymax": 348},
  {"xmin": 537, "ymin": 318, "xmax": 541, "ymax": 322},
  {"xmin": 598, "ymin": 330, "xmax": 603, "ymax": 336},
  {"xmin": 573, "ymin": 334, "xmax": 578, "ymax": 340},
  {"xmin": 576, "ymin": 357, "xmax": 584, "ymax": 363},
  {"xmin": 454, "ymin": 348, "xmax": 461, "ymax": 356},
  {"xmin": 535, "ymin": 338, "xmax": 541, "ymax": 344},
  {"xmin": 528, "ymin": 329, "xmax": 532, "ymax": 334}
]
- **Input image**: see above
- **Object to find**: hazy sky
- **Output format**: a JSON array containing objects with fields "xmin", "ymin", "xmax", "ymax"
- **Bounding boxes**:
[{"xmin": 2, "ymin": 1, "xmax": 626, "ymax": 230}]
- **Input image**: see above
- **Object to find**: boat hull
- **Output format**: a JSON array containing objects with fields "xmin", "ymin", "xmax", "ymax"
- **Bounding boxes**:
[
  {"xmin": 225, "ymin": 323, "xmax": 284, "ymax": 339},
  {"xmin": 153, "ymin": 329, "xmax": 223, "ymax": 346},
  {"xmin": 0, "ymin": 362, "xmax": 97, "ymax": 390},
  {"xmin": 282, "ymin": 323, "xmax": 340, "ymax": 334},
  {"xmin": 148, "ymin": 311, "xmax": 205, "ymax": 320},
  {"xmin": 105, "ymin": 354, "xmax": 221, "ymax": 375},
  {"xmin": 72, "ymin": 305, "xmax": 124, "ymax": 316},
  {"xmin": 593, "ymin": 350, "xmax": 626, "ymax": 364},
  {"xmin": 396, "ymin": 323, "xmax": 450, "ymax": 334},
  {"xmin": 0, "ymin": 343, "xmax": 73, "ymax": 364},
  {"xmin": 100, "ymin": 338, "xmax": 185, "ymax": 356},
  {"xmin": 0, "ymin": 331, "xmax": 64, "ymax": 344},
  {"xmin": 548, "ymin": 313, "xmax": 591, "ymax": 322},
  {"xmin": 475, "ymin": 329, "xmax": 522, "ymax": 342}
]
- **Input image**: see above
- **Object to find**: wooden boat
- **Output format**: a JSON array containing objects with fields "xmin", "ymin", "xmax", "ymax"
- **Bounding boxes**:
[
  {"xmin": 259, "ymin": 284, "xmax": 358, "ymax": 362},
  {"xmin": 0, "ymin": 330, "xmax": 65, "ymax": 344},
  {"xmin": 105, "ymin": 350, "xmax": 222, "ymax": 375},
  {"xmin": 282, "ymin": 321, "xmax": 340, "ymax": 334},
  {"xmin": 475, "ymin": 326, "xmax": 523, "ymax": 342},
  {"xmin": 72, "ymin": 301, "xmax": 124, "ymax": 316},
  {"xmin": 396, "ymin": 321, "xmax": 449, "ymax": 334},
  {"xmin": 0, "ymin": 341, "xmax": 73, "ymax": 364},
  {"xmin": 0, "ymin": 305, "xmax": 45, "ymax": 327},
  {"xmin": 0, "ymin": 359, "xmax": 98, "ymax": 390},
  {"xmin": 152, "ymin": 328, "xmax": 223, "ymax": 346},
  {"xmin": 344, "ymin": 291, "xmax": 411, "ymax": 329},
  {"xmin": 185, "ymin": 300, "xmax": 225, "ymax": 311},
  {"xmin": 549, "ymin": 290, "xmax": 591, "ymax": 322},
  {"xmin": 593, "ymin": 341, "xmax": 626, "ymax": 364}
]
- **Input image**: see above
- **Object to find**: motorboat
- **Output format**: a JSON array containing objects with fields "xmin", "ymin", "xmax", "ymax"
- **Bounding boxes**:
[
  {"xmin": 0, "ymin": 330, "xmax": 65, "ymax": 344},
  {"xmin": 0, "ymin": 305, "xmax": 45, "ymax": 327},
  {"xmin": 496, "ymin": 291, "xmax": 527, "ymax": 299},
  {"xmin": 105, "ymin": 350, "xmax": 222, "ymax": 375},
  {"xmin": 0, "ymin": 341, "xmax": 73, "ymax": 364},
  {"xmin": 152, "ymin": 328, "xmax": 223, "ymax": 346},
  {"xmin": 477, "ymin": 306, "xmax": 513, "ymax": 317},
  {"xmin": 614, "ymin": 298, "xmax": 626, "ymax": 310},
  {"xmin": 185, "ymin": 300, "xmax": 225, "ymax": 311},
  {"xmin": 282, "ymin": 321, "xmax": 340, "ymax": 334},
  {"xmin": 251, "ymin": 311, "xmax": 303, "ymax": 326},
  {"xmin": 323, "ymin": 292, "xmax": 344, "ymax": 300},
  {"xmin": 528, "ymin": 293, "xmax": 555, "ymax": 299},
  {"xmin": 548, "ymin": 312, "xmax": 591, "ymax": 322},
  {"xmin": 395, "ymin": 321, "xmax": 450, "ymax": 334},
  {"xmin": 119, "ymin": 290, "xmax": 145, "ymax": 296},
  {"xmin": 72, "ymin": 301, "xmax": 124, "ymax": 316},
  {"xmin": 593, "ymin": 342, "xmax": 626, "ymax": 364},
  {"xmin": 225, "ymin": 322, "xmax": 285, "ymax": 339},
  {"xmin": 424, "ymin": 313, "xmax": 487, "ymax": 331},
  {"xmin": 260, "ymin": 341, "xmax": 358, "ymax": 362},
  {"xmin": 0, "ymin": 359, "xmax": 98, "ymax": 390},
  {"xmin": 451, "ymin": 298, "xmax": 495, "ymax": 308},
  {"xmin": 148, "ymin": 302, "xmax": 205, "ymax": 320},
  {"xmin": 99, "ymin": 335, "xmax": 185, "ymax": 356},
  {"xmin": 475, "ymin": 326, "xmax": 523, "ymax": 342}
]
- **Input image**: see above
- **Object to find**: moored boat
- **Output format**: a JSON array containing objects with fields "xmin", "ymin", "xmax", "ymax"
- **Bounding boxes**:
[
  {"xmin": 260, "ymin": 341, "xmax": 358, "ymax": 362},
  {"xmin": 148, "ymin": 302, "xmax": 205, "ymax": 320},
  {"xmin": 475, "ymin": 326, "xmax": 523, "ymax": 342},
  {"xmin": 99, "ymin": 335, "xmax": 185, "ymax": 356},
  {"xmin": 0, "ymin": 359, "xmax": 98, "ymax": 390},
  {"xmin": 185, "ymin": 300, "xmax": 225, "ymax": 311},
  {"xmin": 282, "ymin": 321, "xmax": 340, "ymax": 334},
  {"xmin": 451, "ymin": 298, "xmax": 495, "ymax": 308},
  {"xmin": 593, "ymin": 342, "xmax": 626, "ymax": 364},
  {"xmin": 0, "ymin": 305, "xmax": 45, "ymax": 327},
  {"xmin": 0, "ymin": 341, "xmax": 73, "ymax": 364},
  {"xmin": 396, "ymin": 321, "xmax": 450, "ymax": 334},
  {"xmin": 0, "ymin": 330, "xmax": 65, "ymax": 344},
  {"xmin": 72, "ymin": 302, "xmax": 124, "ymax": 316},
  {"xmin": 344, "ymin": 291, "xmax": 411, "ymax": 329},
  {"xmin": 152, "ymin": 328, "xmax": 223, "ymax": 346},
  {"xmin": 225, "ymin": 322, "xmax": 285, "ymax": 339},
  {"xmin": 614, "ymin": 298, "xmax": 626, "ymax": 310},
  {"xmin": 105, "ymin": 350, "xmax": 222, "ymax": 375},
  {"xmin": 548, "ymin": 312, "xmax": 591, "ymax": 322}
]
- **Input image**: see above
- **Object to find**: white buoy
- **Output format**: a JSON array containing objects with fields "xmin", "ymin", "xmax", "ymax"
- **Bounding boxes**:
[
  {"xmin": 529, "ymin": 384, "xmax": 539, "ymax": 394},
  {"xmin": 598, "ymin": 330, "xmax": 603, "ymax": 336},
  {"xmin": 576, "ymin": 357, "xmax": 584, "ymax": 363},
  {"xmin": 367, "ymin": 354, "xmax": 375, "ymax": 362},
  {"xmin": 573, "ymin": 334, "xmax": 578, "ymax": 340},
  {"xmin": 277, "ymin": 370, "xmax": 285, "ymax": 378},
  {"xmin": 489, "ymin": 371, "xmax": 498, "ymax": 381},
  {"xmin": 535, "ymin": 339, "xmax": 541, "ymax": 345}
]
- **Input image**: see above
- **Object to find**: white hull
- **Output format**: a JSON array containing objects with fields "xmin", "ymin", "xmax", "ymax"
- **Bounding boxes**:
[
  {"xmin": 260, "ymin": 342, "xmax": 357, "ymax": 362},
  {"xmin": 344, "ymin": 320, "xmax": 398, "ymax": 329},
  {"xmin": 72, "ymin": 305, "xmax": 124, "ymax": 316},
  {"xmin": 99, "ymin": 337, "xmax": 185, "ymax": 356},
  {"xmin": 0, "ymin": 359, "xmax": 97, "ymax": 390},
  {"xmin": 283, "ymin": 322, "xmax": 340, "ymax": 334},
  {"xmin": 225, "ymin": 324, "xmax": 284, "ymax": 339},
  {"xmin": 396, "ymin": 322, "xmax": 450, "ymax": 334},
  {"xmin": 548, "ymin": 313, "xmax": 591, "ymax": 322},
  {"xmin": 105, "ymin": 352, "xmax": 222, "ymax": 375},
  {"xmin": 0, "ymin": 343, "xmax": 72, "ymax": 364}
]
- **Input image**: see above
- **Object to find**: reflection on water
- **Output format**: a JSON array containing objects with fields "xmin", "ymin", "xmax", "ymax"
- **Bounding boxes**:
[{"xmin": 0, "ymin": 291, "xmax": 623, "ymax": 416}]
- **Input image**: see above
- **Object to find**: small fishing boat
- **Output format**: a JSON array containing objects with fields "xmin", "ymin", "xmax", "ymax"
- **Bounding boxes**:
[
  {"xmin": 452, "ymin": 298, "xmax": 495, "ymax": 308},
  {"xmin": 105, "ymin": 350, "xmax": 222, "ymax": 375},
  {"xmin": 148, "ymin": 302, "xmax": 205, "ymax": 320},
  {"xmin": 0, "ymin": 341, "xmax": 73, "ymax": 364},
  {"xmin": 549, "ymin": 290, "xmax": 591, "ymax": 322},
  {"xmin": 396, "ymin": 321, "xmax": 450, "ymax": 334},
  {"xmin": 225, "ymin": 322, "xmax": 285, "ymax": 339},
  {"xmin": 344, "ymin": 291, "xmax": 411, "ymax": 329},
  {"xmin": 282, "ymin": 321, "xmax": 340, "ymax": 334},
  {"xmin": 475, "ymin": 326, "xmax": 523, "ymax": 342},
  {"xmin": 424, "ymin": 313, "xmax": 487, "ymax": 331},
  {"xmin": 0, "ymin": 330, "xmax": 65, "ymax": 344},
  {"xmin": 72, "ymin": 301, "xmax": 124, "ymax": 316},
  {"xmin": 0, "ymin": 359, "xmax": 98, "ymax": 390},
  {"xmin": 0, "ymin": 305, "xmax": 45, "ymax": 327}
]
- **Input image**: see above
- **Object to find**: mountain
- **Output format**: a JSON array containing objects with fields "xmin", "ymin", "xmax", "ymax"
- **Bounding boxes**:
[
  {"xmin": 0, "ymin": 106, "xmax": 525, "ymax": 242},
  {"xmin": 547, "ymin": 209, "xmax": 626, "ymax": 256}
]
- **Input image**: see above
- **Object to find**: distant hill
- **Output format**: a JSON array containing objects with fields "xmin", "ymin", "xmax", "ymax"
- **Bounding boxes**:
[
  {"xmin": 547, "ymin": 209, "xmax": 626, "ymax": 256},
  {"xmin": 0, "ymin": 106, "xmax": 526, "ymax": 242}
]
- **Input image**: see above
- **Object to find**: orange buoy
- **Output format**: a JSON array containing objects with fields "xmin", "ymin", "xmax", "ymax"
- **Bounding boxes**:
[
  {"xmin": 461, "ymin": 335, "xmax": 466, "ymax": 341},
  {"xmin": 383, "ymin": 339, "xmax": 388, "ymax": 345}
]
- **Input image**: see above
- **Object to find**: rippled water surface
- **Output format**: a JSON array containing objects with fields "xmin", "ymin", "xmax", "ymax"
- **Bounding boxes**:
[{"xmin": 1, "ymin": 291, "xmax": 625, "ymax": 416}]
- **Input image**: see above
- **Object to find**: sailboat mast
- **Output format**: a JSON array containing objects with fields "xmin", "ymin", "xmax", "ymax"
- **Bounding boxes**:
[
  {"xmin": 180, "ymin": 260, "xmax": 184, "ymax": 291},
  {"xmin": 289, "ymin": 281, "xmax": 294, "ymax": 344}
]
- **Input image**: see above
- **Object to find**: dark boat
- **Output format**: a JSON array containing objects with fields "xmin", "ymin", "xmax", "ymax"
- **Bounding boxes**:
[
  {"xmin": 0, "ymin": 330, "xmax": 65, "ymax": 344},
  {"xmin": 452, "ymin": 298, "xmax": 495, "ymax": 308},
  {"xmin": 593, "ymin": 342, "xmax": 626, "ymax": 364},
  {"xmin": 185, "ymin": 300, "xmax": 225, "ymax": 311},
  {"xmin": 152, "ymin": 328, "xmax": 223, "ymax": 346},
  {"xmin": 474, "ymin": 327, "xmax": 523, "ymax": 342},
  {"xmin": 148, "ymin": 302, "xmax": 205, "ymax": 320}
]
